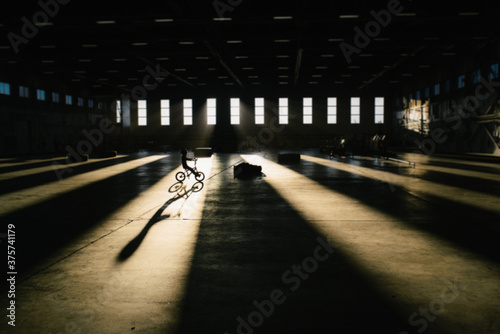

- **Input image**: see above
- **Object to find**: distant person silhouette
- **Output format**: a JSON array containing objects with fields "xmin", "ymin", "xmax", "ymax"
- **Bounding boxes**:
[{"xmin": 181, "ymin": 148, "xmax": 199, "ymax": 177}]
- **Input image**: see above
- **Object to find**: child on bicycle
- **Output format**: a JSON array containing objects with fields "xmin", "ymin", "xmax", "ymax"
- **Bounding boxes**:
[{"xmin": 181, "ymin": 148, "xmax": 199, "ymax": 177}]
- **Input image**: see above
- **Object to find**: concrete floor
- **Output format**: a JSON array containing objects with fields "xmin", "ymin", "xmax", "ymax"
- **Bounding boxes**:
[{"xmin": 1, "ymin": 150, "xmax": 500, "ymax": 334}]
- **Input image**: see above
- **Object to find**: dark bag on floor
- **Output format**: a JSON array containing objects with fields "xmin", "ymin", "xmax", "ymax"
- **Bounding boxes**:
[{"xmin": 234, "ymin": 162, "xmax": 262, "ymax": 179}]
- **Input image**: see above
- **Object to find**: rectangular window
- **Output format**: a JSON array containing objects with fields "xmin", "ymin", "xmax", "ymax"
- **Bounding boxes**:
[
  {"xmin": 184, "ymin": 99, "xmax": 193, "ymax": 125},
  {"xmin": 161, "ymin": 99, "xmax": 170, "ymax": 126},
  {"xmin": 98, "ymin": 101, "xmax": 103, "ymax": 110},
  {"xmin": 279, "ymin": 98, "xmax": 288, "ymax": 124},
  {"xmin": 434, "ymin": 83, "xmax": 440, "ymax": 96},
  {"xmin": 138, "ymin": 100, "xmax": 147, "ymax": 126},
  {"xmin": 350, "ymin": 97, "xmax": 360, "ymax": 124},
  {"xmin": 327, "ymin": 98, "xmax": 337, "ymax": 124},
  {"xmin": 65, "ymin": 95, "xmax": 72, "ymax": 105},
  {"xmin": 36, "ymin": 89, "xmax": 46, "ymax": 101},
  {"xmin": 230, "ymin": 98, "xmax": 240, "ymax": 125},
  {"xmin": 255, "ymin": 98, "xmax": 265, "ymax": 124},
  {"xmin": 77, "ymin": 97, "xmax": 84, "ymax": 107},
  {"xmin": 303, "ymin": 97, "xmax": 313, "ymax": 124},
  {"xmin": 207, "ymin": 98, "xmax": 216, "ymax": 125},
  {"xmin": 52, "ymin": 92, "xmax": 60, "ymax": 103},
  {"xmin": 116, "ymin": 100, "xmax": 122, "ymax": 123},
  {"xmin": 472, "ymin": 69, "xmax": 481, "ymax": 84},
  {"xmin": 374, "ymin": 97, "xmax": 384, "ymax": 124},
  {"xmin": 19, "ymin": 86, "xmax": 30, "ymax": 98},
  {"xmin": 0, "ymin": 82, "xmax": 10, "ymax": 95},
  {"xmin": 88, "ymin": 99, "xmax": 94, "ymax": 108},
  {"xmin": 445, "ymin": 80, "xmax": 450, "ymax": 93},
  {"xmin": 458, "ymin": 74, "xmax": 466, "ymax": 89},
  {"xmin": 491, "ymin": 63, "xmax": 499, "ymax": 79}
]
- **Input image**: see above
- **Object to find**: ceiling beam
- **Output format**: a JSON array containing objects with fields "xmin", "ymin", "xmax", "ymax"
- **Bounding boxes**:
[
  {"xmin": 203, "ymin": 41, "xmax": 245, "ymax": 89},
  {"xmin": 133, "ymin": 54, "xmax": 195, "ymax": 88},
  {"xmin": 294, "ymin": 48, "xmax": 304, "ymax": 86}
]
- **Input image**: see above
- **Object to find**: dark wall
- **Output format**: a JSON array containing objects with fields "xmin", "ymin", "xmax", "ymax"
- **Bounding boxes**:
[{"xmin": 0, "ymin": 92, "xmax": 113, "ymax": 156}]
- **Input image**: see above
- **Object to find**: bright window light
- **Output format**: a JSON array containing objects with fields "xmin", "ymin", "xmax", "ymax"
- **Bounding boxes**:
[
  {"xmin": 279, "ymin": 98, "xmax": 288, "ymax": 124},
  {"xmin": 255, "ymin": 98, "xmax": 265, "ymax": 124},
  {"xmin": 138, "ymin": 100, "xmax": 147, "ymax": 126},
  {"xmin": 161, "ymin": 99, "xmax": 170, "ymax": 126},
  {"xmin": 327, "ymin": 98, "xmax": 337, "ymax": 124},
  {"xmin": 52, "ymin": 92, "xmax": 59, "ymax": 103},
  {"xmin": 116, "ymin": 100, "xmax": 122, "ymax": 123},
  {"xmin": 184, "ymin": 99, "xmax": 193, "ymax": 125},
  {"xmin": 65, "ymin": 95, "xmax": 72, "ymax": 105},
  {"xmin": 375, "ymin": 97, "xmax": 384, "ymax": 124},
  {"xmin": 207, "ymin": 98, "xmax": 217, "ymax": 125},
  {"xmin": 351, "ymin": 97, "xmax": 360, "ymax": 124},
  {"xmin": 303, "ymin": 97, "xmax": 313, "ymax": 124},
  {"xmin": 230, "ymin": 98, "xmax": 240, "ymax": 125}
]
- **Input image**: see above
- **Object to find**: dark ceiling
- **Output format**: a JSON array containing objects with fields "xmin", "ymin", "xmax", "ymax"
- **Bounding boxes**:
[{"xmin": 1, "ymin": 0, "xmax": 499, "ymax": 98}]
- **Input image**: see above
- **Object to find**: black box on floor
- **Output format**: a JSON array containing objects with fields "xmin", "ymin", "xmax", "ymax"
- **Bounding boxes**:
[
  {"xmin": 194, "ymin": 147, "xmax": 213, "ymax": 158},
  {"xmin": 278, "ymin": 153, "xmax": 301, "ymax": 164},
  {"xmin": 234, "ymin": 162, "xmax": 262, "ymax": 179},
  {"xmin": 93, "ymin": 150, "xmax": 117, "ymax": 158}
]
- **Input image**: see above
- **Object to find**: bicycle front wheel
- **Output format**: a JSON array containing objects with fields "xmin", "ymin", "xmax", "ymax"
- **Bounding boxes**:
[{"xmin": 195, "ymin": 172, "xmax": 205, "ymax": 182}]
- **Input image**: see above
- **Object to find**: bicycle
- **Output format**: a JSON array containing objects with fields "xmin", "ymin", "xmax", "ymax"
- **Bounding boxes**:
[{"xmin": 175, "ymin": 158, "xmax": 205, "ymax": 182}]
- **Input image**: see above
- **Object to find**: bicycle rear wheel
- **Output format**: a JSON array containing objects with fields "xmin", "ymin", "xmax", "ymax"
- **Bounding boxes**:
[{"xmin": 175, "ymin": 171, "xmax": 186, "ymax": 182}]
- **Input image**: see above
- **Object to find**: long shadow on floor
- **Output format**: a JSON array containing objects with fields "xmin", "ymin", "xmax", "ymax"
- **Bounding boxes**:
[
  {"xmin": 172, "ymin": 154, "xmax": 409, "ymax": 334},
  {"xmin": 287, "ymin": 157, "xmax": 500, "ymax": 263},
  {"xmin": 0, "ymin": 157, "xmax": 67, "ymax": 173},
  {"xmin": 333, "ymin": 154, "xmax": 500, "ymax": 198},
  {"xmin": 0, "ymin": 154, "xmax": 177, "ymax": 285},
  {"xmin": 117, "ymin": 181, "xmax": 204, "ymax": 261},
  {"xmin": 0, "ymin": 155, "xmax": 137, "ymax": 195}
]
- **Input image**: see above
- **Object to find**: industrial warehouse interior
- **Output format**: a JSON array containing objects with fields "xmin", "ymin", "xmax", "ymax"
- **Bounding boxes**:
[{"xmin": 1, "ymin": 0, "xmax": 500, "ymax": 333}]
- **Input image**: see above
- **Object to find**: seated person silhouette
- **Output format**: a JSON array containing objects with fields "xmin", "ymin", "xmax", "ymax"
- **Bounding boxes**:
[{"xmin": 181, "ymin": 148, "xmax": 199, "ymax": 177}]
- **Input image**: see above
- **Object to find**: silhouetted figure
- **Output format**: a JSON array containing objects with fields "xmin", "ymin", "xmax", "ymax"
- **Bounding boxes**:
[{"xmin": 181, "ymin": 148, "xmax": 199, "ymax": 177}]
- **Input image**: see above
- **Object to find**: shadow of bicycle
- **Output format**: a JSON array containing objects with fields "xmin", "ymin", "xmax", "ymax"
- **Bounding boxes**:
[{"xmin": 117, "ymin": 180, "xmax": 204, "ymax": 262}]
